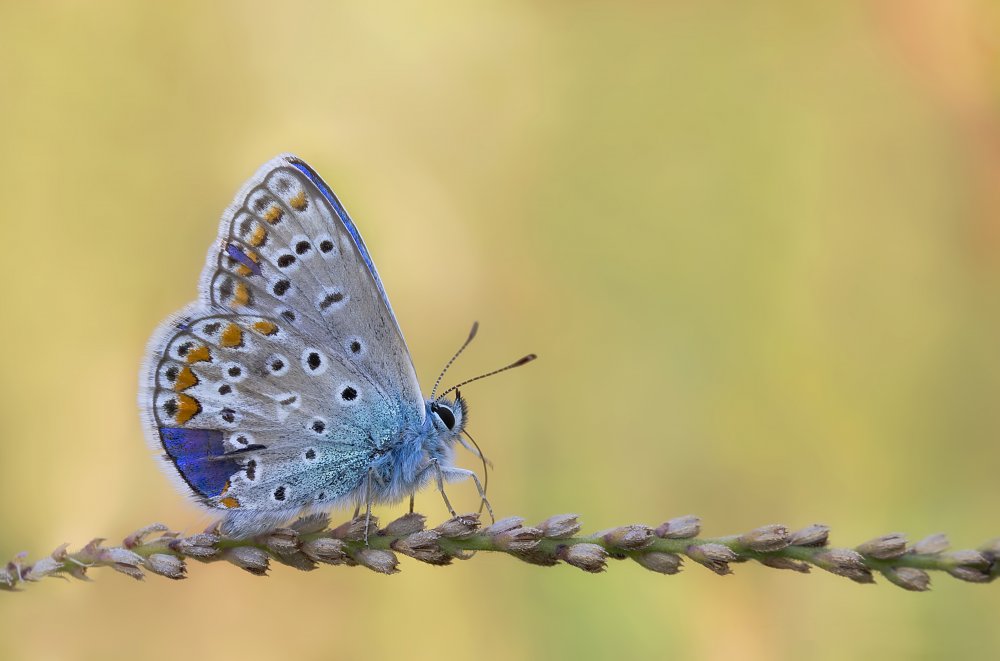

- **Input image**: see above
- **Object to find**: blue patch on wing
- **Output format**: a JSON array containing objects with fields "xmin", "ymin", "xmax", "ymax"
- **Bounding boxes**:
[
  {"xmin": 159, "ymin": 427, "xmax": 240, "ymax": 499},
  {"xmin": 288, "ymin": 158, "xmax": 394, "ymax": 315},
  {"xmin": 225, "ymin": 242, "xmax": 262, "ymax": 276}
]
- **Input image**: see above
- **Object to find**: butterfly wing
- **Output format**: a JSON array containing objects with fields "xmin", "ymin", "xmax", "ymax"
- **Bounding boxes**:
[
  {"xmin": 200, "ymin": 154, "xmax": 422, "ymax": 411},
  {"xmin": 140, "ymin": 155, "xmax": 424, "ymax": 515}
]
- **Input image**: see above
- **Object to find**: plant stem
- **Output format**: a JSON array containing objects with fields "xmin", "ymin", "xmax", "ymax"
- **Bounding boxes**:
[{"xmin": 3, "ymin": 513, "xmax": 997, "ymax": 592}]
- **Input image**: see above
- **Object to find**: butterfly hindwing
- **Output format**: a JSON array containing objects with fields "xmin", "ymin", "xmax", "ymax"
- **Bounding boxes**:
[{"xmin": 144, "ymin": 311, "xmax": 380, "ymax": 508}]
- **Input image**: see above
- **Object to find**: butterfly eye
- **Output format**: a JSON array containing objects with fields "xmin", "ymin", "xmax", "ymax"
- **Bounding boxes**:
[{"xmin": 432, "ymin": 404, "xmax": 456, "ymax": 430}]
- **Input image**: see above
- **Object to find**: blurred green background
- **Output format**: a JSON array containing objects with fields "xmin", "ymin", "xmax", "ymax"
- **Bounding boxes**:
[{"xmin": 1, "ymin": 1, "xmax": 999, "ymax": 658}]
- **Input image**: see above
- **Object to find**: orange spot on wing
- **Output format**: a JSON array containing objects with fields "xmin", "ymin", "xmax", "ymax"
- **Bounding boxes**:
[
  {"xmin": 220, "ymin": 323, "xmax": 244, "ymax": 348},
  {"xmin": 249, "ymin": 225, "xmax": 267, "ymax": 247},
  {"xmin": 184, "ymin": 345, "xmax": 212, "ymax": 363},
  {"xmin": 185, "ymin": 345, "xmax": 212, "ymax": 364},
  {"xmin": 252, "ymin": 320, "xmax": 278, "ymax": 336},
  {"xmin": 263, "ymin": 205, "xmax": 284, "ymax": 224},
  {"xmin": 220, "ymin": 496, "xmax": 240, "ymax": 509},
  {"xmin": 174, "ymin": 366, "xmax": 198, "ymax": 391},
  {"xmin": 232, "ymin": 248, "xmax": 259, "ymax": 278},
  {"xmin": 289, "ymin": 191, "xmax": 308, "ymax": 211},
  {"xmin": 175, "ymin": 394, "xmax": 201, "ymax": 424},
  {"xmin": 232, "ymin": 282, "xmax": 250, "ymax": 307}
]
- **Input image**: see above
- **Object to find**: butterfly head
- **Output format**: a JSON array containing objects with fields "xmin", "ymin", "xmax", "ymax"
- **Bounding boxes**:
[{"xmin": 428, "ymin": 392, "xmax": 468, "ymax": 437}]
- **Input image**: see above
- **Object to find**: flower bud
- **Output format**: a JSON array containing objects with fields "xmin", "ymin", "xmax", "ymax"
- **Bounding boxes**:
[
  {"xmin": 225, "ymin": 546, "xmax": 270, "ymax": 575},
  {"xmin": 145, "ymin": 553, "xmax": 187, "ymax": 580},
  {"xmin": 79, "ymin": 538, "xmax": 105, "ymax": 563},
  {"xmin": 634, "ymin": 551, "xmax": 682, "ymax": 575},
  {"xmin": 814, "ymin": 549, "xmax": 874, "ymax": 583},
  {"xmin": 603, "ymin": 525, "xmax": 654, "ymax": 551},
  {"xmin": 856, "ymin": 533, "xmax": 907, "ymax": 560},
  {"xmin": 331, "ymin": 516, "xmax": 379, "ymax": 541},
  {"xmin": 494, "ymin": 526, "xmax": 543, "ymax": 553},
  {"xmin": 760, "ymin": 557, "xmax": 811, "ymax": 573},
  {"xmin": 687, "ymin": 543, "xmax": 737, "ymax": 575},
  {"xmin": 883, "ymin": 566, "xmax": 930, "ymax": 591},
  {"xmin": 98, "ymin": 545, "xmax": 147, "ymax": 580},
  {"xmin": 739, "ymin": 525, "xmax": 790, "ymax": 552},
  {"xmin": 383, "ymin": 513, "xmax": 427, "ymax": 537},
  {"xmin": 111, "ymin": 563, "xmax": 145, "ymax": 581},
  {"xmin": 261, "ymin": 529, "xmax": 300, "ymax": 555},
  {"xmin": 655, "ymin": 515, "xmax": 700, "ymax": 539},
  {"xmin": 485, "ymin": 517, "xmax": 525, "ymax": 535},
  {"xmin": 538, "ymin": 514, "xmax": 582, "ymax": 539},
  {"xmin": 944, "ymin": 550, "xmax": 989, "ymax": 568},
  {"xmin": 101, "ymin": 547, "xmax": 146, "ymax": 567},
  {"xmin": 0, "ymin": 567, "xmax": 14, "ymax": 590},
  {"xmin": 788, "ymin": 524, "xmax": 829, "ymax": 547},
  {"xmin": 301, "ymin": 538, "xmax": 349, "ymax": 564},
  {"xmin": 173, "ymin": 533, "xmax": 221, "ymax": 558},
  {"xmin": 980, "ymin": 538, "xmax": 1000, "ymax": 570},
  {"xmin": 123, "ymin": 524, "xmax": 169, "ymax": 549},
  {"xmin": 23, "ymin": 557, "xmax": 62, "ymax": 581},
  {"xmin": 912, "ymin": 533, "xmax": 949, "ymax": 555},
  {"xmin": 560, "ymin": 543, "xmax": 607, "ymax": 573},
  {"xmin": 392, "ymin": 531, "xmax": 450, "ymax": 565},
  {"xmin": 948, "ymin": 566, "xmax": 990, "ymax": 583},
  {"xmin": 274, "ymin": 551, "xmax": 318, "ymax": 572},
  {"xmin": 354, "ymin": 548, "xmax": 399, "ymax": 574},
  {"xmin": 435, "ymin": 514, "xmax": 480, "ymax": 539}
]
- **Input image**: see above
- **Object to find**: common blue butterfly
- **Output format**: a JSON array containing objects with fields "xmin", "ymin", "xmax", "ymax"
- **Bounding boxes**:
[{"xmin": 139, "ymin": 155, "xmax": 534, "ymax": 537}]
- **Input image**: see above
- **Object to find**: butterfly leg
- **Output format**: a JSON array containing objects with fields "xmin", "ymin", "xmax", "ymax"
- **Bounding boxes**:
[
  {"xmin": 363, "ymin": 466, "xmax": 376, "ymax": 545},
  {"xmin": 408, "ymin": 493, "xmax": 415, "ymax": 514},
  {"xmin": 431, "ymin": 459, "xmax": 458, "ymax": 518},
  {"xmin": 440, "ymin": 466, "xmax": 495, "ymax": 523}
]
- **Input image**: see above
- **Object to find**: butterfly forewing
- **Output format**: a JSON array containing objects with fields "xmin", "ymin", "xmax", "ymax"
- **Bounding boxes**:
[{"xmin": 206, "ymin": 158, "xmax": 422, "ymax": 412}]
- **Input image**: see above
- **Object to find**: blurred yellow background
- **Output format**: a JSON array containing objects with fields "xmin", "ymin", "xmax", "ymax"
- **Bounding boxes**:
[{"xmin": 1, "ymin": 1, "xmax": 999, "ymax": 659}]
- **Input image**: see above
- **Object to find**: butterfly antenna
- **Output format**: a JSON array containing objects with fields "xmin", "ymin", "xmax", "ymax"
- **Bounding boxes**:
[
  {"xmin": 461, "ymin": 429, "xmax": 490, "ymax": 514},
  {"xmin": 430, "ymin": 321, "xmax": 479, "ymax": 399},
  {"xmin": 435, "ymin": 353, "xmax": 537, "ymax": 401}
]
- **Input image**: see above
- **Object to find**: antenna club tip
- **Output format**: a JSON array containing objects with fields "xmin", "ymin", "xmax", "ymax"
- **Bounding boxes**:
[
  {"xmin": 435, "ymin": 349, "xmax": 536, "ymax": 399},
  {"xmin": 516, "ymin": 354, "xmax": 538, "ymax": 366},
  {"xmin": 468, "ymin": 321, "xmax": 480, "ymax": 341}
]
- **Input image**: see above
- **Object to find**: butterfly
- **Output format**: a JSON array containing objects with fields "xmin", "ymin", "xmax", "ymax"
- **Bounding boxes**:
[{"xmin": 139, "ymin": 155, "xmax": 534, "ymax": 537}]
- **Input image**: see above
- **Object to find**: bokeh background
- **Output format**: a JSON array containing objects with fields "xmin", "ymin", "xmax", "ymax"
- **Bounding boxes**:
[{"xmin": 1, "ymin": 1, "xmax": 999, "ymax": 659}]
